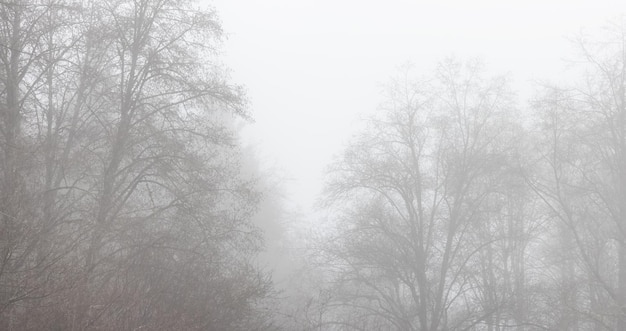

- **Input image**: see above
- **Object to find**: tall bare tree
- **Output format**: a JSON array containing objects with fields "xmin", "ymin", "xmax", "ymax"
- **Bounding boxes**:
[
  {"xmin": 0, "ymin": 0, "xmax": 276, "ymax": 330},
  {"xmin": 321, "ymin": 60, "xmax": 528, "ymax": 330},
  {"xmin": 529, "ymin": 23, "xmax": 626, "ymax": 329}
]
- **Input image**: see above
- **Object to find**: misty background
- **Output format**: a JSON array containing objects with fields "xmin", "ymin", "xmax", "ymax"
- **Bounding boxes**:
[
  {"xmin": 216, "ymin": 0, "xmax": 617, "ymax": 208},
  {"xmin": 215, "ymin": 0, "xmax": 626, "ymax": 284}
]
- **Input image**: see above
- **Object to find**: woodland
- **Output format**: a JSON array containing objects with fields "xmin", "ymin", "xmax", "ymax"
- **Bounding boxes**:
[{"xmin": 2, "ymin": 1, "xmax": 626, "ymax": 330}]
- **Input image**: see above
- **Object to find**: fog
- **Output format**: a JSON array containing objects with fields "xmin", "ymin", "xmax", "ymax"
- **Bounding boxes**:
[
  {"xmin": 214, "ymin": 0, "xmax": 620, "ymax": 212},
  {"xmin": 2, "ymin": 0, "xmax": 626, "ymax": 330}
]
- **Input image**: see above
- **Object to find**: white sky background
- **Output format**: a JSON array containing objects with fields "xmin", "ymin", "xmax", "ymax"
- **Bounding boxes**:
[{"xmin": 208, "ymin": 0, "xmax": 626, "ymax": 217}]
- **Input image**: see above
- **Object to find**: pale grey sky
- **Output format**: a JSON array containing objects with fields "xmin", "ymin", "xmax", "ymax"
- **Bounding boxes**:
[{"xmin": 209, "ymin": 0, "xmax": 625, "ymax": 214}]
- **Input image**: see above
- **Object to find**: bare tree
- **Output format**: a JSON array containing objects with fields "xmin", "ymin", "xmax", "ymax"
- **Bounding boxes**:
[
  {"xmin": 321, "ymin": 60, "xmax": 527, "ymax": 330},
  {"xmin": 0, "ymin": 0, "xmax": 276, "ymax": 330},
  {"xmin": 0, "ymin": 2, "xmax": 73, "ymax": 328},
  {"xmin": 528, "ymin": 22, "xmax": 626, "ymax": 330}
]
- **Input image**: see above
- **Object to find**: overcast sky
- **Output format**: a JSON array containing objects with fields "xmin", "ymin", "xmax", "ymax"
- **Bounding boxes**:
[{"xmin": 209, "ymin": 0, "xmax": 626, "ymax": 215}]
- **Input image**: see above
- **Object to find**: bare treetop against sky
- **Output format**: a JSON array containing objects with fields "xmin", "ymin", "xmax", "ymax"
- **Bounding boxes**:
[{"xmin": 211, "ymin": 0, "xmax": 625, "ymax": 210}]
